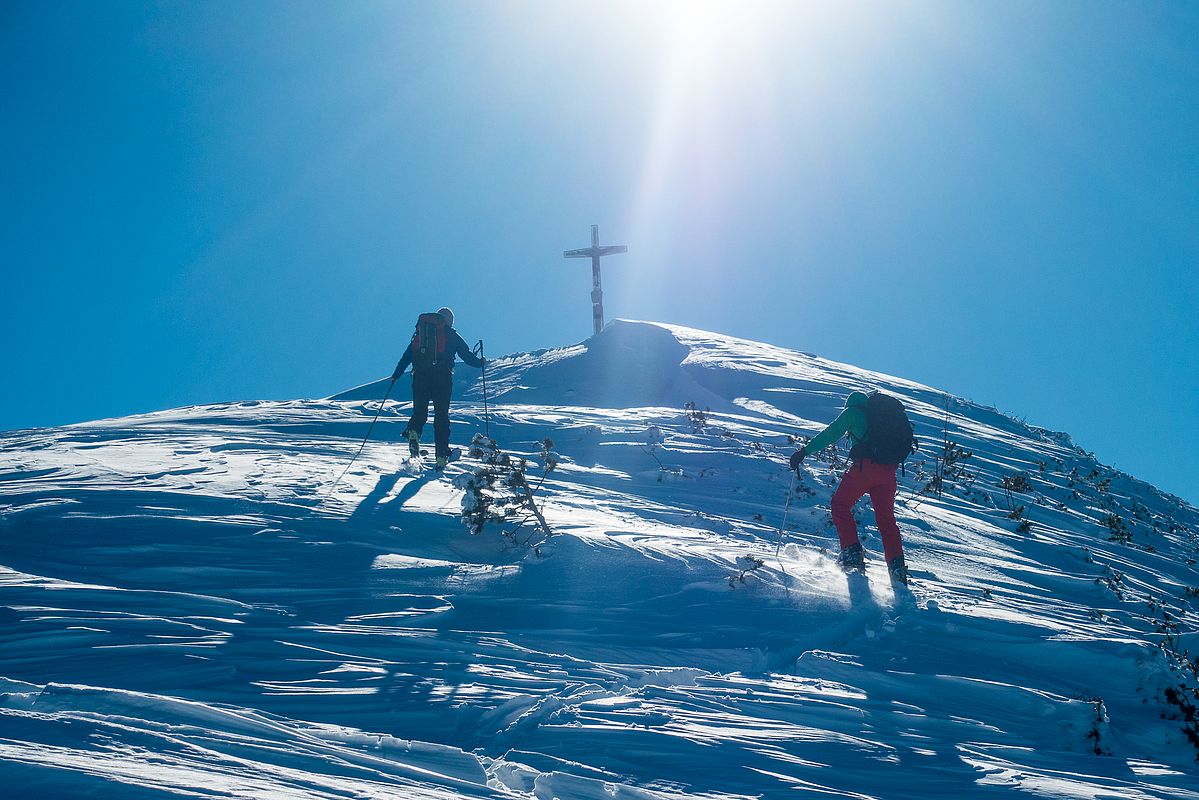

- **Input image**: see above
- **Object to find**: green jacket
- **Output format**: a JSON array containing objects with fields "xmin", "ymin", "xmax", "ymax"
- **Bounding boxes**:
[{"xmin": 805, "ymin": 391, "xmax": 869, "ymax": 455}]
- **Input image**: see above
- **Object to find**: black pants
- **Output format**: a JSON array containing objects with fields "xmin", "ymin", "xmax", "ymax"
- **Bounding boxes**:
[{"xmin": 405, "ymin": 369, "xmax": 453, "ymax": 458}]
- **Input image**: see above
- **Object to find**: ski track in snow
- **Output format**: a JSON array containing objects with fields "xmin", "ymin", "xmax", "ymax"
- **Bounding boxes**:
[{"xmin": 2, "ymin": 320, "xmax": 1199, "ymax": 799}]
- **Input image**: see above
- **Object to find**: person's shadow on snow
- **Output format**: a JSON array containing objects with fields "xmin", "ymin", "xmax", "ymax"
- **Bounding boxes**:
[
  {"xmin": 389, "ymin": 473, "xmax": 436, "ymax": 511},
  {"xmin": 845, "ymin": 571, "xmax": 876, "ymax": 610},
  {"xmin": 350, "ymin": 471, "xmax": 425, "ymax": 519}
]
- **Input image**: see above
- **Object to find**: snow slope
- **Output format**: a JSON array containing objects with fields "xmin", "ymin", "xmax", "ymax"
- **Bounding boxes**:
[{"xmin": 3, "ymin": 319, "xmax": 1199, "ymax": 799}]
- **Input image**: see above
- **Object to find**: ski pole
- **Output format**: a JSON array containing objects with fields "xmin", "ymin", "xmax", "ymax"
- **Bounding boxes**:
[
  {"xmin": 775, "ymin": 471, "xmax": 798, "ymax": 561},
  {"xmin": 477, "ymin": 339, "xmax": 491, "ymax": 438},
  {"xmin": 324, "ymin": 378, "xmax": 395, "ymax": 500}
]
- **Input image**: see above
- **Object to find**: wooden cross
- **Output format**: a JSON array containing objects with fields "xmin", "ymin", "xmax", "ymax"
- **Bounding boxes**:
[{"xmin": 564, "ymin": 224, "xmax": 628, "ymax": 336}]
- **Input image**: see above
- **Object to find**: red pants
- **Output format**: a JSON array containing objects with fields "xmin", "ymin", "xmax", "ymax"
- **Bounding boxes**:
[{"xmin": 831, "ymin": 459, "xmax": 903, "ymax": 563}]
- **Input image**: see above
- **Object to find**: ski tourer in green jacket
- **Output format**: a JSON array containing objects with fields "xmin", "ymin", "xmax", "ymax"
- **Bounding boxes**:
[{"xmin": 789, "ymin": 390, "xmax": 911, "ymax": 585}]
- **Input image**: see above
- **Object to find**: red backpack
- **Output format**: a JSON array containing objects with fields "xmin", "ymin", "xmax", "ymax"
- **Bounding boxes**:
[{"xmin": 410, "ymin": 313, "xmax": 448, "ymax": 369}]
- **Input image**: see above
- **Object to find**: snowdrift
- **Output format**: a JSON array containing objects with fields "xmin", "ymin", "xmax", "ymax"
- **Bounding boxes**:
[{"xmin": 2, "ymin": 320, "xmax": 1198, "ymax": 798}]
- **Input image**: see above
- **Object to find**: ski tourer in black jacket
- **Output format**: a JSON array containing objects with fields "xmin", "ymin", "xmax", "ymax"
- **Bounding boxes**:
[{"xmin": 391, "ymin": 314, "xmax": 484, "ymax": 463}]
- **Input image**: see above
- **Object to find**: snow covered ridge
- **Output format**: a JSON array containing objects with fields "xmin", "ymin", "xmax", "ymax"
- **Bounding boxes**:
[{"xmin": 3, "ymin": 320, "xmax": 1199, "ymax": 799}]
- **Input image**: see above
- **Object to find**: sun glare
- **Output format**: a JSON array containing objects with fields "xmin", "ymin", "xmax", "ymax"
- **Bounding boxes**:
[
  {"xmin": 614, "ymin": 0, "xmax": 891, "ymax": 304},
  {"xmin": 627, "ymin": 2, "xmax": 791, "ymax": 282},
  {"xmin": 648, "ymin": 0, "xmax": 781, "ymax": 82}
]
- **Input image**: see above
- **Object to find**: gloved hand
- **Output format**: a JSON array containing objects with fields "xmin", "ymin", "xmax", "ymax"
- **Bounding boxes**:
[{"xmin": 789, "ymin": 447, "xmax": 808, "ymax": 471}]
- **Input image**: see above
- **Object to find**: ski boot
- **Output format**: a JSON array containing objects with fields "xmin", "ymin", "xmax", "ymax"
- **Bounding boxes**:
[
  {"xmin": 887, "ymin": 554, "xmax": 910, "ymax": 586},
  {"xmin": 435, "ymin": 455, "xmax": 448, "ymax": 470},
  {"xmin": 406, "ymin": 429, "xmax": 421, "ymax": 458},
  {"xmin": 837, "ymin": 542, "xmax": 866, "ymax": 573}
]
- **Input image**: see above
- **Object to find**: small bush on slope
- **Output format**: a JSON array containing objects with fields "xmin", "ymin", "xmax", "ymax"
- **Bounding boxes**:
[
  {"xmin": 728, "ymin": 554, "xmax": 765, "ymax": 588},
  {"xmin": 683, "ymin": 401, "xmax": 709, "ymax": 433},
  {"xmin": 454, "ymin": 435, "xmax": 558, "ymax": 545}
]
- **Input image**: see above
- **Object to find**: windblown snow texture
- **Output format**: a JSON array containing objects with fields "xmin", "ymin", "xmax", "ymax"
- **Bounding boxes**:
[{"xmin": 3, "ymin": 320, "xmax": 1199, "ymax": 798}]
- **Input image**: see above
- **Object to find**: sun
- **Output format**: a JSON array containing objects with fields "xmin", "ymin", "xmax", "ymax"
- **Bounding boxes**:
[
  {"xmin": 649, "ymin": 0, "xmax": 782, "ymax": 78},
  {"xmin": 626, "ymin": 1, "xmax": 790, "ymax": 258}
]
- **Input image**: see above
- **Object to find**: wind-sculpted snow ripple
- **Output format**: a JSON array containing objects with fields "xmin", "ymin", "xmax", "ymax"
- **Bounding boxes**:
[{"xmin": 2, "ymin": 321, "xmax": 1199, "ymax": 798}]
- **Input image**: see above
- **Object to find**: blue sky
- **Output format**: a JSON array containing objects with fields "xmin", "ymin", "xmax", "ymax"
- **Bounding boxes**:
[{"xmin": 2, "ymin": 1, "xmax": 1197, "ymax": 504}]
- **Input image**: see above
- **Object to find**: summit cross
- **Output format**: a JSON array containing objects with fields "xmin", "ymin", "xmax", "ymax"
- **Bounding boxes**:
[{"xmin": 563, "ymin": 224, "xmax": 627, "ymax": 336}]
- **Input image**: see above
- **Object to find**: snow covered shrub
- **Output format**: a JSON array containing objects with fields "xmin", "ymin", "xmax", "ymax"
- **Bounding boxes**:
[
  {"xmin": 1163, "ymin": 686, "xmax": 1199, "ymax": 757},
  {"xmin": 728, "ymin": 554, "xmax": 765, "ymax": 588},
  {"xmin": 921, "ymin": 396, "xmax": 975, "ymax": 498},
  {"xmin": 1097, "ymin": 567, "xmax": 1127, "ymax": 601},
  {"xmin": 1151, "ymin": 607, "xmax": 1199, "ymax": 760},
  {"xmin": 540, "ymin": 437, "xmax": 561, "ymax": 472},
  {"xmin": 921, "ymin": 440, "xmax": 974, "ymax": 498},
  {"xmin": 641, "ymin": 425, "xmax": 667, "ymax": 470},
  {"xmin": 645, "ymin": 425, "xmax": 665, "ymax": 446},
  {"xmin": 1007, "ymin": 505, "xmax": 1032, "ymax": 534},
  {"xmin": 454, "ymin": 434, "xmax": 556, "ymax": 542},
  {"xmin": 1076, "ymin": 696, "xmax": 1111, "ymax": 756},
  {"xmin": 829, "ymin": 441, "xmax": 850, "ymax": 471},
  {"xmin": 683, "ymin": 401, "xmax": 710, "ymax": 433},
  {"xmin": 1002, "ymin": 473, "xmax": 1034, "ymax": 493},
  {"xmin": 1000, "ymin": 475, "xmax": 1034, "ymax": 533},
  {"xmin": 1104, "ymin": 513, "xmax": 1131, "ymax": 545},
  {"xmin": 796, "ymin": 433, "xmax": 848, "ymax": 471}
]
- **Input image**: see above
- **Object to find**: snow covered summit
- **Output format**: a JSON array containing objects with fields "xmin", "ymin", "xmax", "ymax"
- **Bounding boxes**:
[{"xmin": 3, "ymin": 320, "xmax": 1199, "ymax": 799}]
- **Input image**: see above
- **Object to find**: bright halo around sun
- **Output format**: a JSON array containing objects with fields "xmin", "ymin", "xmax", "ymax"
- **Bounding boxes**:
[
  {"xmin": 654, "ymin": 0, "xmax": 783, "ymax": 67},
  {"xmin": 618, "ymin": 0, "xmax": 887, "ymax": 302},
  {"xmin": 628, "ymin": 1, "xmax": 793, "ymax": 269}
]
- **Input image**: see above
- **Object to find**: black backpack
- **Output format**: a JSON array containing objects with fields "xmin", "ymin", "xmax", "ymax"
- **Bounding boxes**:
[
  {"xmin": 410, "ymin": 312, "xmax": 449, "ymax": 370},
  {"xmin": 850, "ymin": 391, "xmax": 917, "ymax": 465}
]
